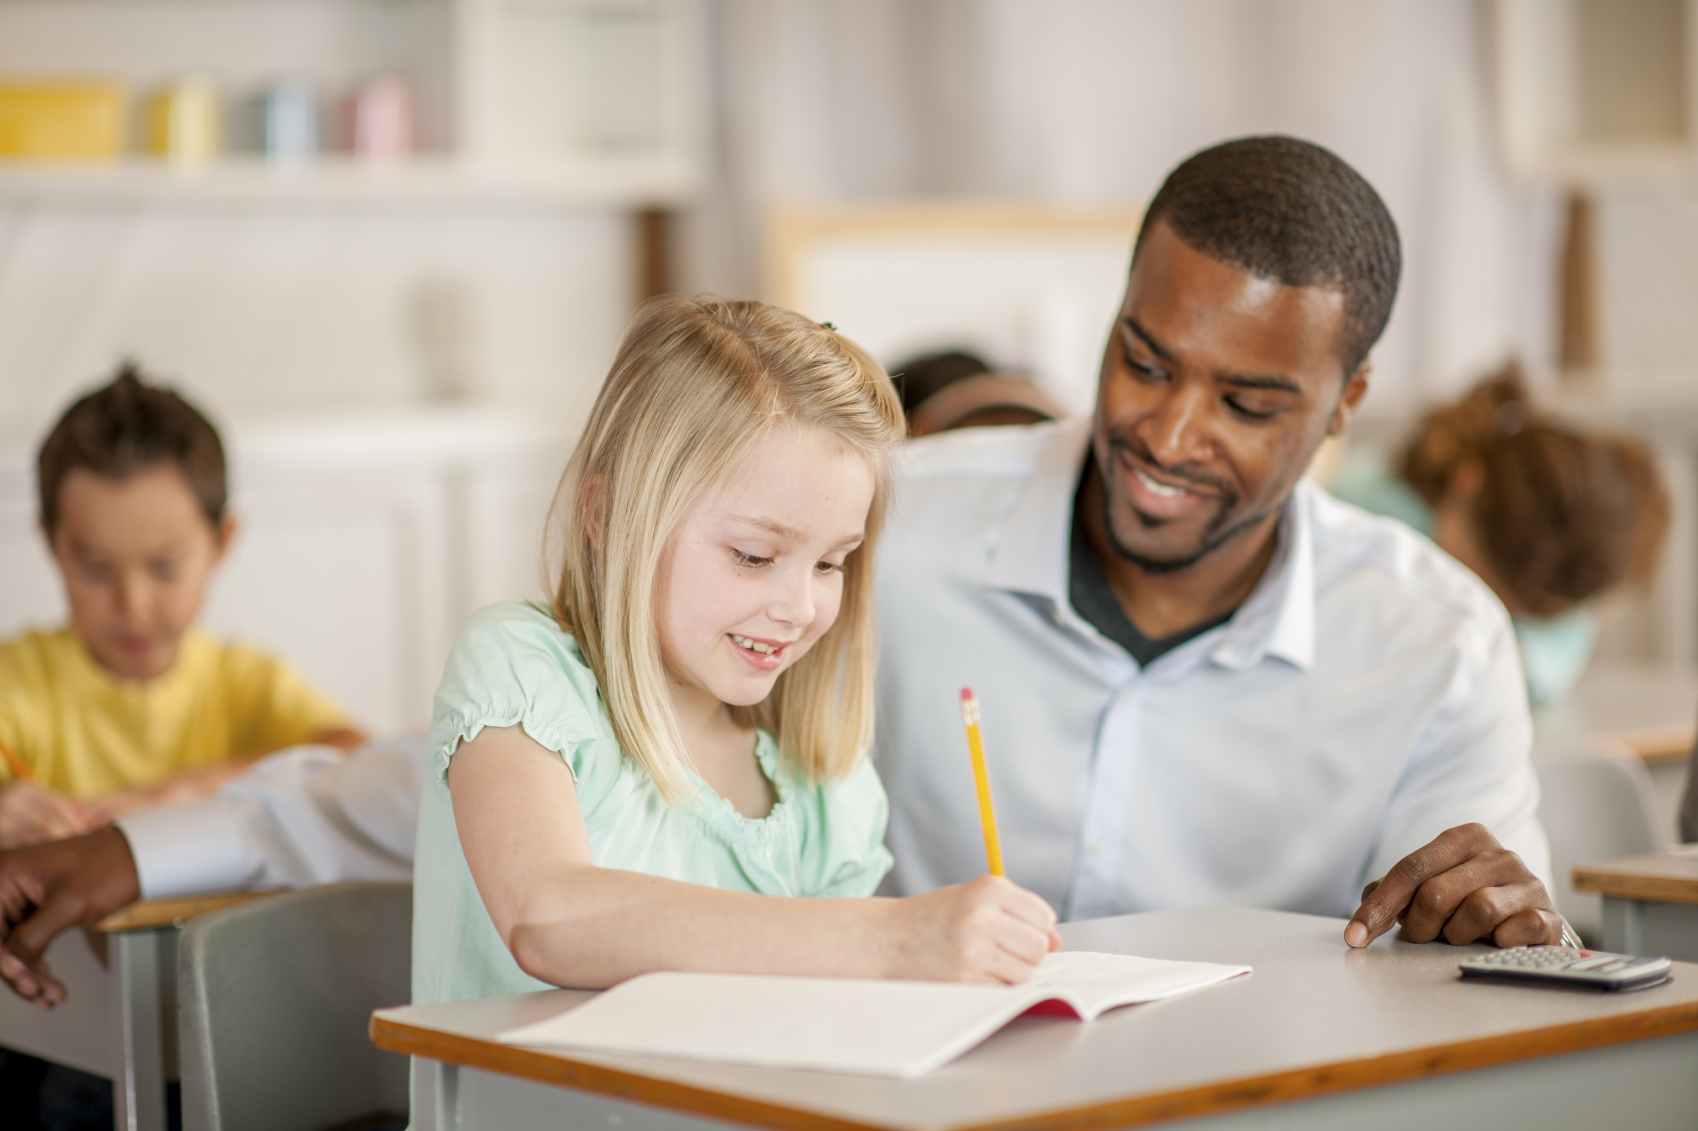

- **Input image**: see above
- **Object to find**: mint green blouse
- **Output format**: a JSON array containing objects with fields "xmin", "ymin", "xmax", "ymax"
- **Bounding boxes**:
[{"xmin": 412, "ymin": 600, "xmax": 894, "ymax": 1007}]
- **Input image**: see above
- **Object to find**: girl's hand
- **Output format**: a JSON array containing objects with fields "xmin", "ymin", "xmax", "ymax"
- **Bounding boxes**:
[
  {"xmin": 0, "ymin": 782, "xmax": 100, "ymax": 850},
  {"xmin": 882, "ymin": 874, "xmax": 1061, "ymax": 984}
]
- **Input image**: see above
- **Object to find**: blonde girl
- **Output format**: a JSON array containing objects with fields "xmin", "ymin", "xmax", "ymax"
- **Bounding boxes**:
[{"xmin": 413, "ymin": 296, "xmax": 1057, "ymax": 1006}]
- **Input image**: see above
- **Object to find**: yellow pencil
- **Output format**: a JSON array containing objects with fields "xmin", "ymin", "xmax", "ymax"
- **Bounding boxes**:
[
  {"xmin": 960, "ymin": 687, "xmax": 1004, "ymax": 876},
  {"xmin": 0, "ymin": 735, "xmax": 32, "ymax": 783}
]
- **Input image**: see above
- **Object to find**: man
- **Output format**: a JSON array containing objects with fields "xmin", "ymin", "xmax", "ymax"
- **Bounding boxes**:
[
  {"xmin": 0, "ymin": 736, "xmax": 423, "ymax": 1005},
  {"xmin": 874, "ymin": 135, "xmax": 1562, "ymax": 950}
]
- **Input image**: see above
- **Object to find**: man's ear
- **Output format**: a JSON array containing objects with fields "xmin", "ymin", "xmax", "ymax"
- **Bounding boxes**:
[
  {"xmin": 1326, "ymin": 360, "xmax": 1372, "ymax": 438},
  {"xmin": 581, "ymin": 475, "xmax": 606, "ymax": 549}
]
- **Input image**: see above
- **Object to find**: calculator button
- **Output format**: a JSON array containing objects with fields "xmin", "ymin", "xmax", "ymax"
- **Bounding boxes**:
[{"xmin": 1566, "ymin": 956, "xmax": 1615, "ymax": 970}]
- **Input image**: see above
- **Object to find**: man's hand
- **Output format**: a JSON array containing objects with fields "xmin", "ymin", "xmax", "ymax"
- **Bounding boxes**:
[
  {"xmin": 0, "ymin": 828, "xmax": 141, "ymax": 1008},
  {"xmin": 1344, "ymin": 823, "xmax": 1560, "ymax": 949},
  {"xmin": 0, "ymin": 780, "xmax": 101, "ymax": 849}
]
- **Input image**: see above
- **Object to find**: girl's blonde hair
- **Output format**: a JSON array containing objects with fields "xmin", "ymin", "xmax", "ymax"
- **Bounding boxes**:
[{"xmin": 548, "ymin": 295, "xmax": 904, "ymax": 801}]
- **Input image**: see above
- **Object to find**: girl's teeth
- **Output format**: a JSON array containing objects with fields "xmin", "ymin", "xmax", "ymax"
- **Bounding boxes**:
[{"xmin": 733, "ymin": 635, "xmax": 777, "ymax": 655}]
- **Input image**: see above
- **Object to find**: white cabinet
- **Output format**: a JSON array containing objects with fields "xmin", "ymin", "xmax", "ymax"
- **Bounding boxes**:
[{"xmin": 1495, "ymin": 0, "xmax": 1698, "ymax": 181}]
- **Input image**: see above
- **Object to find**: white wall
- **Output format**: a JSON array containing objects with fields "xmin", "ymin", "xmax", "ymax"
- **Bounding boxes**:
[{"xmin": 685, "ymin": 0, "xmax": 1563, "ymax": 418}]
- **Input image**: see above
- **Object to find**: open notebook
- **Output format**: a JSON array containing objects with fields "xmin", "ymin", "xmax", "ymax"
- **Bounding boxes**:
[{"xmin": 497, "ymin": 950, "xmax": 1251, "ymax": 1078}]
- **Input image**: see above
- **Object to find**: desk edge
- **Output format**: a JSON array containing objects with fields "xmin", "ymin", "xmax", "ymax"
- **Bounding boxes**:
[
  {"xmin": 370, "ymin": 999, "xmax": 1698, "ymax": 1131},
  {"xmin": 1570, "ymin": 869, "xmax": 1698, "ymax": 906},
  {"xmin": 94, "ymin": 890, "xmax": 275, "ymax": 933}
]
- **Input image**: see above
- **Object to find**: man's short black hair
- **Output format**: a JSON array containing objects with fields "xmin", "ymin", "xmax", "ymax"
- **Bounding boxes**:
[
  {"xmin": 38, "ymin": 361, "xmax": 227, "ymax": 532},
  {"xmin": 1136, "ymin": 135, "xmax": 1401, "ymax": 377}
]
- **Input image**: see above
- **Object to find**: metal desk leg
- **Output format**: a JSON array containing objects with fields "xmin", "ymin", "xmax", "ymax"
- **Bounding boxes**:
[
  {"xmin": 1601, "ymin": 897, "xmax": 1647, "ymax": 955},
  {"xmin": 412, "ymin": 1056, "xmax": 461, "ymax": 1131},
  {"xmin": 109, "ymin": 931, "xmax": 167, "ymax": 1131}
]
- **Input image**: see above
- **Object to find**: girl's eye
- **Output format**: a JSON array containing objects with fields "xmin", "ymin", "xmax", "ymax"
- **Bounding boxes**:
[
  {"xmin": 815, "ymin": 560, "xmax": 844, "ymax": 575},
  {"xmin": 731, "ymin": 549, "xmax": 772, "ymax": 568}
]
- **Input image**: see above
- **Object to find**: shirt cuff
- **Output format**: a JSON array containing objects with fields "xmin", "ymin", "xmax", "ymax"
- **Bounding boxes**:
[{"xmin": 115, "ymin": 799, "xmax": 253, "ymax": 901}]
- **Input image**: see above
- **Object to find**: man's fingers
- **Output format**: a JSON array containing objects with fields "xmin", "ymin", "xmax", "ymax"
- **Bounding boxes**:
[
  {"xmin": 1344, "ymin": 825, "xmax": 1494, "ymax": 947},
  {"xmin": 0, "ymin": 948, "xmax": 40, "ymax": 1000},
  {"xmin": 1397, "ymin": 852, "xmax": 1516, "ymax": 942},
  {"xmin": 1490, "ymin": 906, "xmax": 1562, "ymax": 949},
  {"xmin": 8, "ymin": 892, "xmax": 92, "ymax": 964}
]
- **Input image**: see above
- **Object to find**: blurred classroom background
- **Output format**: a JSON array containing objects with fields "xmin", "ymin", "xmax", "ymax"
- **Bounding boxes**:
[{"xmin": 0, "ymin": 1, "xmax": 1695, "ymax": 895}]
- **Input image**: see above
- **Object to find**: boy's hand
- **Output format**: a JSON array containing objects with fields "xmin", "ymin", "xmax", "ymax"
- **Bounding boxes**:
[
  {"xmin": 0, "ymin": 781, "xmax": 101, "ymax": 850},
  {"xmin": 86, "ymin": 761, "xmax": 252, "ymax": 824},
  {"xmin": 883, "ymin": 874, "xmax": 1061, "ymax": 984},
  {"xmin": 0, "ymin": 828, "xmax": 141, "ymax": 1008}
]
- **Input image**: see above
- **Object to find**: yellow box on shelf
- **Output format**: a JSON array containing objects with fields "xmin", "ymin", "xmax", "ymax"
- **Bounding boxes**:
[
  {"xmin": 146, "ymin": 77, "xmax": 219, "ymax": 164},
  {"xmin": 0, "ymin": 81, "xmax": 127, "ymax": 160}
]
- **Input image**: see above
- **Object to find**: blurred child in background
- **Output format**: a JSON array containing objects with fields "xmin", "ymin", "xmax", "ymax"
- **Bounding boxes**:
[
  {"xmin": 0, "ymin": 365, "xmax": 364, "ymax": 849},
  {"xmin": 1330, "ymin": 361, "xmax": 1669, "ymax": 705}
]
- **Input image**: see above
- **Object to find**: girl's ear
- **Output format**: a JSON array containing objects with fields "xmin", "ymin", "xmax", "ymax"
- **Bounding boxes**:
[{"xmin": 581, "ymin": 475, "xmax": 607, "ymax": 548}]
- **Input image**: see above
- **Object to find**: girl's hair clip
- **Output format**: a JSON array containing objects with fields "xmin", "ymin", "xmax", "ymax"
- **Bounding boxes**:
[{"xmin": 820, "ymin": 321, "xmax": 837, "ymax": 331}]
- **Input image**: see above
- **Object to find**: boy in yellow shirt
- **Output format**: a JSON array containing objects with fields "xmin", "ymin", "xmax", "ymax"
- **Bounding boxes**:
[{"xmin": 0, "ymin": 365, "xmax": 364, "ymax": 849}]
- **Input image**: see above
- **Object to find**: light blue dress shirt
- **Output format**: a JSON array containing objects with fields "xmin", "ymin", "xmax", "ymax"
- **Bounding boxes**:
[{"xmin": 874, "ymin": 420, "xmax": 1550, "ymax": 921}]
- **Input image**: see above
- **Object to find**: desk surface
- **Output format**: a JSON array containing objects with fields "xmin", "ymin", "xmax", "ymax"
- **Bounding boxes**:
[
  {"xmin": 1574, "ymin": 850, "xmax": 1698, "ymax": 906},
  {"xmin": 371, "ymin": 907, "xmax": 1698, "ymax": 1131},
  {"xmin": 1533, "ymin": 662, "xmax": 1698, "ymax": 764}
]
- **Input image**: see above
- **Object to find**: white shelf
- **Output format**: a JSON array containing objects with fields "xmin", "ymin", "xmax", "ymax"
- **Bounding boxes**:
[{"xmin": 0, "ymin": 153, "xmax": 697, "ymax": 208}]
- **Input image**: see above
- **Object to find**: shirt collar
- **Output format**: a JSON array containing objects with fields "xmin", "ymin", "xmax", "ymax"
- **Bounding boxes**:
[
  {"xmin": 981, "ymin": 418, "xmax": 1316, "ymax": 672},
  {"xmin": 983, "ymin": 418, "xmax": 1092, "ymax": 604}
]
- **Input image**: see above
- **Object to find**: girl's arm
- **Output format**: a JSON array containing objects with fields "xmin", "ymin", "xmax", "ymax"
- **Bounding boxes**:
[{"xmin": 452, "ymin": 724, "xmax": 1059, "ymax": 990}]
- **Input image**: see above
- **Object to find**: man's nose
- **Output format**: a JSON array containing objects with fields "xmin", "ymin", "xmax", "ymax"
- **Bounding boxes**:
[{"xmin": 1139, "ymin": 382, "xmax": 1214, "ymax": 467}]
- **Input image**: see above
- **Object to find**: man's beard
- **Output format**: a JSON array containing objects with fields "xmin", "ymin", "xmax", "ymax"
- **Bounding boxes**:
[{"xmin": 1096, "ymin": 443, "xmax": 1272, "ymax": 575}]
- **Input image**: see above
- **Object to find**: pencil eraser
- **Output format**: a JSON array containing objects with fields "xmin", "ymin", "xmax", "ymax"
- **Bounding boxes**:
[{"xmin": 961, "ymin": 687, "xmax": 973, "ymax": 701}]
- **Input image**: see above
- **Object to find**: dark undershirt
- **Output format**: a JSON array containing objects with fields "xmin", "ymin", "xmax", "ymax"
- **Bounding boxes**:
[{"xmin": 1067, "ymin": 471, "xmax": 1236, "ymax": 666}]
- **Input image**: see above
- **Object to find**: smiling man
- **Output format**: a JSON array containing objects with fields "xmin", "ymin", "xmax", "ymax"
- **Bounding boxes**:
[{"xmin": 875, "ymin": 136, "xmax": 1563, "ymax": 950}]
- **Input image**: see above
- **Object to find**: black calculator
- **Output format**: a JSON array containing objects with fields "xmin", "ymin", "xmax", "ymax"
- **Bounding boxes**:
[{"xmin": 1458, "ymin": 945, "xmax": 1672, "ymax": 991}]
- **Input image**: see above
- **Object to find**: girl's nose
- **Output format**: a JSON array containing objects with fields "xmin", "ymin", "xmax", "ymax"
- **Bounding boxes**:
[{"xmin": 769, "ymin": 568, "xmax": 816, "ymax": 628}]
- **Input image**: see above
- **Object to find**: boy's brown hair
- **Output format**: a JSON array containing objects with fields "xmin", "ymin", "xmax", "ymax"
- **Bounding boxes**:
[
  {"xmin": 1400, "ymin": 360, "xmax": 1669, "ymax": 618},
  {"xmin": 37, "ymin": 362, "xmax": 227, "ymax": 532}
]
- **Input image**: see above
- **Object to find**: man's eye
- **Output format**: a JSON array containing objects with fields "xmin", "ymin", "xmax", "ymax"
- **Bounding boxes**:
[
  {"xmin": 150, "ymin": 561, "xmax": 181, "ymax": 582},
  {"xmin": 732, "ymin": 549, "xmax": 772, "ymax": 567},
  {"xmin": 78, "ymin": 565, "xmax": 111, "ymax": 583},
  {"xmin": 1226, "ymin": 397, "xmax": 1279, "ymax": 421},
  {"xmin": 1124, "ymin": 351, "xmax": 1166, "ymax": 381}
]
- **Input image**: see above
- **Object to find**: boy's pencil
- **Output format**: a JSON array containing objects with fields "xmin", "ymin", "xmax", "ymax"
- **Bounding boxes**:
[
  {"xmin": 959, "ymin": 687, "xmax": 1004, "ymax": 876},
  {"xmin": 0, "ymin": 736, "xmax": 32, "ymax": 782}
]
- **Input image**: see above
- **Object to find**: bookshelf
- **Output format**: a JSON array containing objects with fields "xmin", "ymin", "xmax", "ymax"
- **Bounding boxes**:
[{"xmin": 0, "ymin": 0, "xmax": 705, "ymax": 207}]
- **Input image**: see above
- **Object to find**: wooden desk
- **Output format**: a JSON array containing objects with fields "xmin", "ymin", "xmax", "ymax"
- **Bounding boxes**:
[
  {"xmin": 1573, "ymin": 850, "xmax": 1698, "ymax": 960},
  {"xmin": 372, "ymin": 907, "xmax": 1698, "ymax": 1131},
  {"xmin": 0, "ymin": 890, "xmax": 271, "ymax": 1131},
  {"xmin": 1532, "ymin": 662, "xmax": 1698, "ymax": 764}
]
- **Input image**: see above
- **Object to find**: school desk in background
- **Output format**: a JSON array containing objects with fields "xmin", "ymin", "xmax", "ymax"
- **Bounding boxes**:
[{"xmin": 0, "ymin": 81, "xmax": 126, "ymax": 160}]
